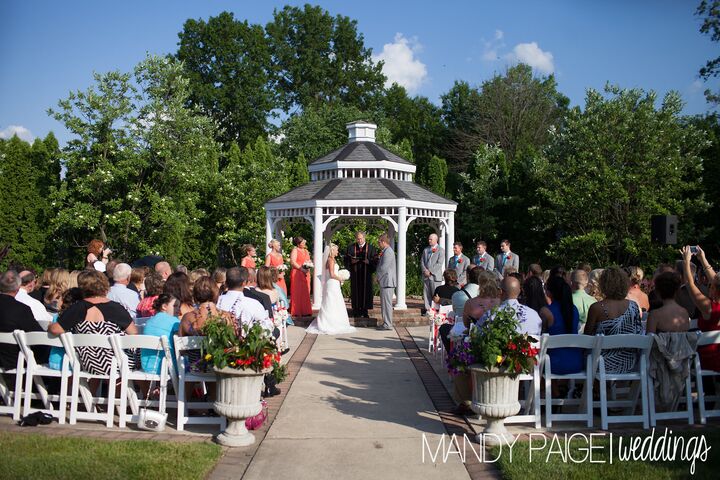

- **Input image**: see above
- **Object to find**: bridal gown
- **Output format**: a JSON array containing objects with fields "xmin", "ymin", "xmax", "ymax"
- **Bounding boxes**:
[{"xmin": 306, "ymin": 263, "xmax": 356, "ymax": 335}]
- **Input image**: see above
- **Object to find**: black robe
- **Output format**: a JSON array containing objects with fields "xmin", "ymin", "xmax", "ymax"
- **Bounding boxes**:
[{"xmin": 344, "ymin": 242, "xmax": 377, "ymax": 314}]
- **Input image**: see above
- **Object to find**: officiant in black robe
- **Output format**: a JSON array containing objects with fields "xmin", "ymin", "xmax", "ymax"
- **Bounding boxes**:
[{"xmin": 344, "ymin": 232, "xmax": 377, "ymax": 317}]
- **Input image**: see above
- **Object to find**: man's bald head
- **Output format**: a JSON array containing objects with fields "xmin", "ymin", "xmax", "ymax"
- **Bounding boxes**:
[
  {"xmin": 155, "ymin": 261, "xmax": 172, "ymax": 280},
  {"xmin": 501, "ymin": 276, "xmax": 521, "ymax": 300}
]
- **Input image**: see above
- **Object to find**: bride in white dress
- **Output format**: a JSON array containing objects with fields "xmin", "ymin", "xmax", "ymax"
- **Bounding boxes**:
[{"xmin": 306, "ymin": 243, "xmax": 356, "ymax": 335}]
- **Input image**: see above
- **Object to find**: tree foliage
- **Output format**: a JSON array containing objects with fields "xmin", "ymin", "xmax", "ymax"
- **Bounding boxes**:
[
  {"xmin": 541, "ymin": 85, "xmax": 708, "ymax": 267},
  {"xmin": 177, "ymin": 12, "xmax": 275, "ymax": 148},
  {"xmin": 697, "ymin": 0, "xmax": 720, "ymax": 105},
  {"xmin": 266, "ymin": 4, "xmax": 385, "ymax": 113}
]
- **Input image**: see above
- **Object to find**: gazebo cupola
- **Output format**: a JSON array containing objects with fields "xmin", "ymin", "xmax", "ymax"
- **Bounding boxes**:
[{"xmin": 308, "ymin": 122, "xmax": 416, "ymax": 182}]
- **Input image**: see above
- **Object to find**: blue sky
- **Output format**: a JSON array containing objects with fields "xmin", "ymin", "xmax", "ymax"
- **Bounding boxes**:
[{"xmin": 1, "ymin": 0, "xmax": 717, "ymax": 144}]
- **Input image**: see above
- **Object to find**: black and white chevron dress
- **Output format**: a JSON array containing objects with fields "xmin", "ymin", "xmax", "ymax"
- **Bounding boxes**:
[{"xmin": 72, "ymin": 320, "xmax": 134, "ymax": 375}]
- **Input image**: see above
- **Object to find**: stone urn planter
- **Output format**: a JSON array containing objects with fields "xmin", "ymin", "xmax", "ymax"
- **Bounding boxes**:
[
  {"xmin": 213, "ymin": 367, "xmax": 270, "ymax": 447},
  {"xmin": 469, "ymin": 365, "xmax": 521, "ymax": 445}
]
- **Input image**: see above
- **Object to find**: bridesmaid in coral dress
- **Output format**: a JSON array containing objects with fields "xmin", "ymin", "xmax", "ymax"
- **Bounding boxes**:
[
  {"xmin": 290, "ymin": 236, "xmax": 312, "ymax": 317},
  {"xmin": 240, "ymin": 244, "xmax": 257, "ymax": 272},
  {"xmin": 265, "ymin": 239, "xmax": 288, "ymax": 295}
]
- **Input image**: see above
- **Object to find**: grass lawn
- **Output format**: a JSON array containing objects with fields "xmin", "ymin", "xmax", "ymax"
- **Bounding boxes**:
[
  {"xmin": 0, "ymin": 431, "xmax": 222, "ymax": 480},
  {"xmin": 491, "ymin": 429, "xmax": 720, "ymax": 480}
]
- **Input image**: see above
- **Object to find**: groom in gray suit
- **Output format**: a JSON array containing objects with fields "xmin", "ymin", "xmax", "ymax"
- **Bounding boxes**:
[{"xmin": 375, "ymin": 233, "xmax": 396, "ymax": 330}]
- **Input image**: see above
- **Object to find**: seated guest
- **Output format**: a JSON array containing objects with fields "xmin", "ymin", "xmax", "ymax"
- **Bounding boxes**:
[
  {"xmin": 270, "ymin": 267, "xmax": 293, "ymax": 325},
  {"xmin": 585, "ymin": 267, "xmax": 643, "ymax": 373},
  {"xmin": 189, "ymin": 269, "xmax": 210, "ymax": 289},
  {"xmin": 137, "ymin": 271, "xmax": 164, "ymax": 318},
  {"xmin": 44, "ymin": 268, "xmax": 70, "ymax": 313},
  {"xmin": 163, "ymin": 272, "xmax": 194, "ymax": 317},
  {"xmin": 522, "ymin": 275, "xmax": 554, "ymax": 332},
  {"xmin": 0, "ymin": 271, "xmax": 48, "ymax": 370},
  {"xmin": 526, "ymin": 263, "xmax": 543, "ymax": 280},
  {"xmin": 462, "ymin": 270, "xmax": 501, "ymax": 328},
  {"xmin": 217, "ymin": 267, "xmax": 273, "ymax": 333},
  {"xmin": 478, "ymin": 276, "xmax": 542, "ymax": 336},
  {"xmin": 681, "ymin": 245, "xmax": 720, "ymax": 371},
  {"xmin": 16, "ymin": 270, "xmax": 53, "ymax": 322},
  {"xmin": 546, "ymin": 276, "xmax": 583, "ymax": 375},
  {"xmin": 30, "ymin": 268, "xmax": 53, "ymax": 303},
  {"xmin": 648, "ymin": 264, "xmax": 676, "ymax": 311},
  {"xmin": 154, "ymin": 261, "xmax": 173, "ymax": 281},
  {"xmin": 646, "ymin": 272, "xmax": 689, "ymax": 333},
  {"xmin": 433, "ymin": 269, "xmax": 460, "ymax": 306},
  {"xmin": 256, "ymin": 266, "xmax": 279, "ymax": 305},
  {"xmin": 626, "ymin": 266, "xmax": 650, "ymax": 312},
  {"xmin": 179, "ymin": 277, "xmax": 233, "ymax": 337},
  {"xmin": 570, "ymin": 269, "xmax": 596, "ymax": 332},
  {"xmin": 213, "ymin": 267, "xmax": 227, "ymax": 295},
  {"xmin": 141, "ymin": 294, "xmax": 180, "ymax": 374},
  {"xmin": 49, "ymin": 270, "xmax": 137, "ymax": 375},
  {"xmin": 675, "ymin": 259, "xmax": 707, "ymax": 320},
  {"xmin": 128, "ymin": 267, "xmax": 146, "ymax": 299},
  {"xmin": 450, "ymin": 267, "xmax": 481, "ymax": 323},
  {"xmin": 586, "ymin": 268, "xmax": 605, "ymax": 301},
  {"xmin": 107, "ymin": 263, "xmax": 140, "ymax": 318},
  {"xmin": 244, "ymin": 269, "xmax": 273, "ymax": 319}
]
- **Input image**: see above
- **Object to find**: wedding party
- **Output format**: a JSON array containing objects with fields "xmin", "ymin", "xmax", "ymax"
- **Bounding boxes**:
[{"xmin": 2, "ymin": 1, "xmax": 720, "ymax": 479}]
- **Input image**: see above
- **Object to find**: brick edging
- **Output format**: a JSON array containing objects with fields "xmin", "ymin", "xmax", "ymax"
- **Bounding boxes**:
[
  {"xmin": 207, "ymin": 331, "xmax": 317, "ymax": 480},
  {"xmin": 395, "ymin": 326, "xmax": 502, "ymax": 480}
]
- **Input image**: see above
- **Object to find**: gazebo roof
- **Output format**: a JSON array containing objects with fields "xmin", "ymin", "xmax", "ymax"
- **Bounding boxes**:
[
  {"xmin": 266, "ymin": 178, "xmax": 456, "ymax": 206},
  {"xmin": 310, "ymin": 141, "xmax": 413, "ymax": 166}
]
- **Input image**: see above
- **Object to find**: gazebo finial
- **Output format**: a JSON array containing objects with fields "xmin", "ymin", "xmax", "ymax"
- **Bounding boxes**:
[{"xmin": 346, "ymin": 120, "xmax": 376, "ymax": 143}]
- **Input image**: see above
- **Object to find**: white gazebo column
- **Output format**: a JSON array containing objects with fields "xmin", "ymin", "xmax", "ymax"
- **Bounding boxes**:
[
  {"xmin": 446, "ymin": 213, "xmax": 455, "ymax": 266},
  {"xmin": 439, "ymin": 222, "xmax": 446, "ymax": 260},
  {"xmin": 395, "ymin": 206, "xmax": 408, "ymax": 310},
  {"xmin": 312, "ymin": 207, "xmax": 324, "ymax": 310},
  {"xmin": 265, "ymin": 210, "xmax": 273, "ymax": 254}
]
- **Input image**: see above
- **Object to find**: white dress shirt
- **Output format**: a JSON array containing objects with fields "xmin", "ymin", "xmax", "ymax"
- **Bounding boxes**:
[
  {"xmin": 477, "ymin": 299, "xmax": 542, "ymax": 336},
  {"xmin": 108, "ymin": 283, "xmax": 140, "ymax": 318},
  {"xmin": 15, "ymin": 288, "xmax": 53, "ymax": 322},
  {"xmin": 217, "ymin": 290, "xmax": 273, "ymax": 332}
]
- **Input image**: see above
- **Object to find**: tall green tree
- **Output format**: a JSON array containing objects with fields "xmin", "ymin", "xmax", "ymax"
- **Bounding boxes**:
[
  {"xmin": 266, "ymin": 4, "xmax": 385, "ymax": 112},
  {"xmin": 697, "ymin": 0, "xmax": 720, "ymax": 105},
  {"xmin": 0, "ymin": 136, "xmax": 53, "ymax": 270},
  {"xmin": 422, "ymin": 155, "xmax": 448, "ymax": 195},
  {"xmin": 440, "ymin": 80, "xmax": 483, "ymax": 172},
  {"xmin": 177, "ymin": 11, "xmax": 275, "ymax": 149},
  {"xmin": 541, "ymin": 85, "xmax": 708, "ymax": 267},
  {"xmin": 49, "ymin": 55, "xmax": 221, "ymax": 266}
]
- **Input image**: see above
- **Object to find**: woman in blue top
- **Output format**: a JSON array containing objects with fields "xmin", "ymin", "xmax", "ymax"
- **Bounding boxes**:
[
  {"xmin": 141, "ymin": 294, "xmax": 180, "ymax": 374},
  {"xmin": 546, "ymin": 276, "xmax": 583, "ymax": 375}
]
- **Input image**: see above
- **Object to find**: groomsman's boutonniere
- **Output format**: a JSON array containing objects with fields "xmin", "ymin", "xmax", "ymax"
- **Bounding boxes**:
[
  {"xmin": 378, "ymin": 250, "xmax": 384, "ymax": 258},
  {"xmin": 479, "ymin": 257, "xmax": 485, "ymax": 262},
  {"xmin": 506, "ymin": 254, "xmax": 512, "ymax": 260},
  {"xmin": 458, "ymin": 257, "xmax": 463, "ymax": 264},
  {"xmin": 431, "ymin": 247, "xmax": 437, "ymax": 253}
]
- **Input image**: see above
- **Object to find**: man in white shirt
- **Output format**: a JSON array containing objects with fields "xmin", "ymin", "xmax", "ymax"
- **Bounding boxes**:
[
  {"xmin": 107, "ymin": 263, "xmax": 140, "ymax": 318},
  {"xmin": 217, "ymin": 267, "xmax": 273, "ymax": 333},
  {"xmin": 16, "ymin": 271, "xmax": 53, "ymax": 322},
  {"xmin": 477, "ymin": 276, "xmax": 542, "ymax": 336}
]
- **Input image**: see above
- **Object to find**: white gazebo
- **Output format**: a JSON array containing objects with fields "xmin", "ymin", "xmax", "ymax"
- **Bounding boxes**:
[{"xmin": 264, "ymin": 121, "xmax": 457, "ymax": 310}]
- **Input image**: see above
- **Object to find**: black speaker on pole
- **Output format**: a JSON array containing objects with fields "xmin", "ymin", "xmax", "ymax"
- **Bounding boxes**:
[{"xmin": 651, "ymin": 215, "xmax": 678, "ymax": 244}]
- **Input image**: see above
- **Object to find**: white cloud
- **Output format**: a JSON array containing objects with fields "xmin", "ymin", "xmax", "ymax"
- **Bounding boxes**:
[
  {"xmin": 505, "ymin": 42, "xmax": 555, "ymax": 74},
  {"xmin": 373, "ymin": 33, "xmax": 427, "ymax": 93},
  {"xmin": 0, "ymin": 125, "xmax": 34, "ymax": 142},
  {"xmin": 495, "ymin": 29, "xmax": 504, "ymax": 41},
  {"xmin": 690, "ymin": 79, "xmax": 704, "ymax": 94}
]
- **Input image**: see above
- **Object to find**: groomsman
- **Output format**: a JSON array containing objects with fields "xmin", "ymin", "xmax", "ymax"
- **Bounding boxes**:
[
  {"xmin": 448, "ymin": 242, "xmax": 471, "ymax": 286},
  {"xmin": 472, "ymin": 241, "xmax": 494, "ymax": 272},
  {"xmin": 495, "ymin": 239, "xmax": 519, "ymax": 278},
  {"xmin": 421, "ymin": 233, "xmax": 445, "ymax": 312}
]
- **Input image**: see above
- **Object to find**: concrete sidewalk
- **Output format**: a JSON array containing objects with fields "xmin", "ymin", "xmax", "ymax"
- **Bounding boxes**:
[{"xmin": 242, "ymin": 327, "xmax": 469, "ymax": 480}]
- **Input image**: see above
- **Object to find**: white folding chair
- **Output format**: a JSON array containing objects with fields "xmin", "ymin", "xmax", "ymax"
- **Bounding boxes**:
[
  {"xmin": 14, "ymin": 330, "xmax": 71, "ymax": 424},
  {"xmin": 174, "ymin": 335, "xmax": 225, "ymax": 431},
  {"xmin": 647, "ymin": 332, "xmax": 697, "ymax": 426},
  {"xmin": 594, "ymin": 334, "xmax": 653, "ymax": 430},
  {"xmin": 110, "ymin": 334, "xmax": 175, "ymax": 428},
  {"xmin": 544, "ymin": 334, "xmax": 598, "ymax": 428},
  {"xmin": 695, "ymin": 331, "xmax": 720, "ymax": 424},
  {"xmin": 60, "ymin": 333, "xmax": 118, "ymax": 427},
  {"xmin": 506, "ymin": 335, "xmax": 544, "ymax": 428},
  {"xmin": 0, "ymin": 332, "xmax": 24, "ymax": 420}
]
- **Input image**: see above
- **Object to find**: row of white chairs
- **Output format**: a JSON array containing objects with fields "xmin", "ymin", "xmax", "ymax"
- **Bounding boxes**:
[
  {"xmin": 0, "ymin": 331, "xmax": 227, "ymax": 431},
  {"xmin": 440, "ymin": 331, "xmax": 720, "ymax": 430}
]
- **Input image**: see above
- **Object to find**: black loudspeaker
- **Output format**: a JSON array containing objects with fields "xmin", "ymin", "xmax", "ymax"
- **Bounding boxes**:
[{"xmin": 651, "ymin": 215, "xmax": 678, "ymax": 244}]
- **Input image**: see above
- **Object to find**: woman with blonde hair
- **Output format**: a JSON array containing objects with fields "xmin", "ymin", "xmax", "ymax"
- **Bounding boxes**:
[
  {"xmin": 44, "ymin": 268, "xmax": 70, "ymax": 313},
  {"xmin": 265, "ymin": 239, "xmax": 287, "ymax": 294},
  {"xmin": 586, "ymin": 268, "xmax": 605, "ymax": 301},
  {"xmin": 625, "ymin": 266, "xmax": 649, "ymax": 312},
  {"xmin": 68, "ymin": 270, "xmax": 81, "ymax": 289}
]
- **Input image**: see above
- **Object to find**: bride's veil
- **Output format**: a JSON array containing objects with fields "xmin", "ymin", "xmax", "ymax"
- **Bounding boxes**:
[{"xmin": 320, "ymin": 245, "xmax": 331, "ymax": 287}]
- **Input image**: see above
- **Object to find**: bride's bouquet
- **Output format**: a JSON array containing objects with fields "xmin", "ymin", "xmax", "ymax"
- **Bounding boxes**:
[
  {"xmin": 302, "ymin": 260, "xmax": 314, "ymax": 270},
  {"xmin": 337, "ymin": 269, "xmax": 350, "ymax": 282},
  {"xmin": 428, "ymin": 308, "xmax": 449, "ymax": 326},
  {"xmin": 277, "ymin": 264, "xmax": 288, "ymax": 273},
  {"xmin": 273, "ymin": 306, "xmax": 290, "ymax": 327}
]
